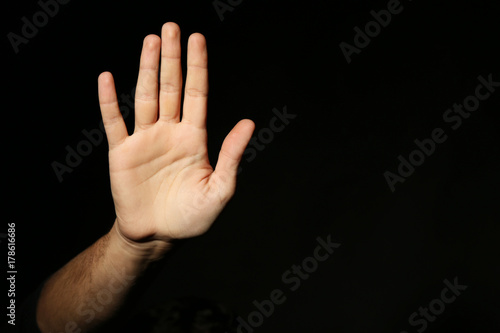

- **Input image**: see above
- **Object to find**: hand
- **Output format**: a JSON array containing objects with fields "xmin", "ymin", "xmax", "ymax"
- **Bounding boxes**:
[{"xmin": 97, "ymin": 22, "xmax": 254, "ymax": 244}]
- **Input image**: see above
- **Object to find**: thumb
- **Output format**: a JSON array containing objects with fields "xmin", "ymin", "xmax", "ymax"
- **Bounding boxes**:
[{"xmin": 212, "ymin": 119, "xmax": 255, "ymax": 195}]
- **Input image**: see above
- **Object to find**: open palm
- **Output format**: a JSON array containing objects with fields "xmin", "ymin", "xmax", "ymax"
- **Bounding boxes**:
[{"xmin": 98, "ymin": 22, "xmax": 254, "ymax": 242}]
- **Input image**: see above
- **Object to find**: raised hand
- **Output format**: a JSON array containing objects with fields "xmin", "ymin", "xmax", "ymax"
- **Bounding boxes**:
[{"xmin": 98, "ymin": 22, "xmax": 254, "ymax": 244}]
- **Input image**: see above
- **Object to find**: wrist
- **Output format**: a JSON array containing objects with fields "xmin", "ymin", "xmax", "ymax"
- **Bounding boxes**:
[{"xmin": 108, "ymin": 220, "xmax": 173, "ymax": 263}]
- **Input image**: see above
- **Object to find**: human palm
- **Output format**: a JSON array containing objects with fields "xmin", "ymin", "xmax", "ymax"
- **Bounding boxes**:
[{"xmin": 97, "ymin": 23, "xmax": 254, "ymax": 242}]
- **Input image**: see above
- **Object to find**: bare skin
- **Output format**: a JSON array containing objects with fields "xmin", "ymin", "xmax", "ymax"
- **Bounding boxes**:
[{"xmin": 36, "ymin": 22, "xmax": 255, "ymax": 332}]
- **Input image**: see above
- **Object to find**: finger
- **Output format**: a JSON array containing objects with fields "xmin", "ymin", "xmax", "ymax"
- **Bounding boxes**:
[
  {"xmin": 134, "ymin": 34, "xmax": 161, "ymax": 132},
  {"xmin": 98, "ymin": 72, "xmax": 128, "ymax": 148},
  {"xmin": 159, "ymin": 22, "xmax": 182, "ymax": 122},
  {"xmin": 213, "ymin": 119, "xmax": 255, "ymax": 195},
  {"xmin": 181, "ymin": 33, "xmax": 208, "ymax": 129}
]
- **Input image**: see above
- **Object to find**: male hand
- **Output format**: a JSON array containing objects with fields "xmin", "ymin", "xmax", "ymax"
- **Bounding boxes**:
[{"xmin": 98, "ymin": 22, "xmax": 254, "ymax": 244}]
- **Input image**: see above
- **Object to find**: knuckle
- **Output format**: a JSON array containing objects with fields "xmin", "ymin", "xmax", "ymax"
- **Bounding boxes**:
[{"xmin": 185, "ymin": 87, "xmax": 208, "ymax": 98}]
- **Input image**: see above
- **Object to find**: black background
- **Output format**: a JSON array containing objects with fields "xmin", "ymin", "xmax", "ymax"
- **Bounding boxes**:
[{"xmin": 4, "ymin": 0, "xmax": 500, "ymax": 332}]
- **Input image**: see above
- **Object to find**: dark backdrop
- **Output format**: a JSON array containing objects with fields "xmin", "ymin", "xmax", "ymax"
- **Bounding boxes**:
[{"xmin": 4, "ymin": 0, "xmax": 500, "ymax": 332}]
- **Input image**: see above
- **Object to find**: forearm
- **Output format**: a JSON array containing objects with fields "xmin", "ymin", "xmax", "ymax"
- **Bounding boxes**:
[{"xmin": 36, "ymin": 221, "xmax": 171, "ymax": 333}]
